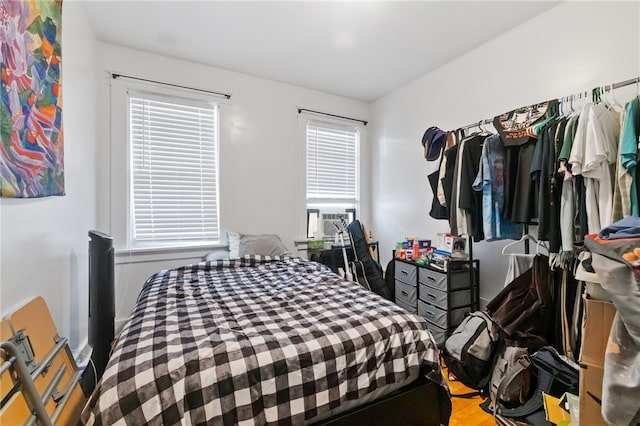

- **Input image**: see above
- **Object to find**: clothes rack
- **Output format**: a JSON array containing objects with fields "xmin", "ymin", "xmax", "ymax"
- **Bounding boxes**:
[
  {"xmin": 453, "ymin": 76, "xmax": 639, "ymax": 254},
  {"xmin": 457, "ymin": 76, "xmax": 639, "ymax": 132}
]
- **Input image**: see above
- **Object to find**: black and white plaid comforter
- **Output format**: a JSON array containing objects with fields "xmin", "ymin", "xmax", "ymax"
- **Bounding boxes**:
[{"xmin": 82, "ymin": 256, "xmax": 449, "ymax": 425}]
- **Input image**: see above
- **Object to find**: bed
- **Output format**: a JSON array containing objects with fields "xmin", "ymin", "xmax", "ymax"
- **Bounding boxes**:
[{"xmin": 81, "ymin": 256, "xmax": 451, "ymax": 425}]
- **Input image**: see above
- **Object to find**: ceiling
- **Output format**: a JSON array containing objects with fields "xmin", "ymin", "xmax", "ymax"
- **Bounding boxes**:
[{"xmin": 81, "ymin": 1, "xmax": 559, "ymax": 102}]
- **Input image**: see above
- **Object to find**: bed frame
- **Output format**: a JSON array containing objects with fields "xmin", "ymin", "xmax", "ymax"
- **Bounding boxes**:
[{"xmin": 317, "ymin": 377, "xmax": 445, "ymax": 426}]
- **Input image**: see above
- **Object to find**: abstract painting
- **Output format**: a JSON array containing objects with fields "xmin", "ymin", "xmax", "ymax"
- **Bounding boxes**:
[{"xmin": 0, "ymin": 0, "xmax": 64, "ymax": 198}]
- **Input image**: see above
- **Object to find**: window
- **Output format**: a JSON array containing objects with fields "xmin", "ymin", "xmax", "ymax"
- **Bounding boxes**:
[
  {"xmin": 305, "ymin": 119, "xmax": 359, "ymax": 238},
  {"xmin": 128, "ymin": 92, "xmax": 219, "ymax": 247}
]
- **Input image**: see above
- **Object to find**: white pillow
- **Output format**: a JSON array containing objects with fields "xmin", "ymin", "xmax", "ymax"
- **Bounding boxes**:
[{"xmin": 227, "ymin": 232, "xmax": 289, "ymax": 258}]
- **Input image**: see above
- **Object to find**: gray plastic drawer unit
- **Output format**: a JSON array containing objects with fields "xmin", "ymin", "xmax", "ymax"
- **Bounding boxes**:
[
  {"xmin": 419, "ymin": 268, "xmax": 469, "ymax": 291},
  {"xmin": 418, "ymin": 299, "xmax": 470, "ymax": 329},
  {"xmin": 395, "ymin": 280, "xmax": 417, "ymax": 307},
  {"xmin": 419, "ymin": 283, "xmax": 471, "ymax": 310},
  {"xmin": 426, "ymin": 322, "xmax": 447, "ymax": 346},
  {"xmin": 395, "ymin": 260, "xmax": 417, "ymax": 285},
  {"xmin": 396, "ymin": 298, "xmax": 418, "ymax": 315}
]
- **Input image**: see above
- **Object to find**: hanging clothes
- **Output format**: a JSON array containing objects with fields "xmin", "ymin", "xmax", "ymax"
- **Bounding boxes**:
[
  {"xmin": 459, "ymin": 133, "xmax": 487, "ymax": 241},
  {"xmin": 494, "ymin": 101, "xmax": 556, "ymax": 224},
  {"xmin": 531, "ymin": 119, "xmax": 561, "ymax": 241},
  {"xmin": 428, "ymin": 151, "xmax": 449, "ymax": 220},
  {"xmin": 472, "ymin": 134, "xmax": 522, "ymax": 242},
  {"xmin": 451, "ymin": 135, "xmax": 472, "ymax": 235},
  {"xmin": 505, "ymin": 141, "xmax": 538, "ymax": 223},
  {"xmin": 442, "ymin": 143, "xmax": 459, "ymax": 231},
  {"xmin": 619, "ymin": 97, "xmax": 640, "ymax": 216},
  {"xmin": 424, "ymin": 126, "xmax": 450, "ymax": 220},
  {"xmin": 558, "ymin": 113, "xmax": 580, "ymax": 252},
  {"xmin": 549, "ymin": 118, "xmax": 568, "ymax": 254},
  {"xmin": 437, "ymin": 131, "xmax": 458, "ymax": 207},
  {"xmin": 568, "ymin": 102, "xmax": 620, "ymax": 234},
  {"xmin": 503, "ymin": 253, "xmax": 535, "ymax": 287}
]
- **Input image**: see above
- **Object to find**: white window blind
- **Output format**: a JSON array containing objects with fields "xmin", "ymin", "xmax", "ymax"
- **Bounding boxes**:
[
  {"xmin": 130, "ymin": 94, "xmax": 219, "ymax": 246},
  {"xmin": 306, "ymin": 121, "xmax": 358, "ymax": 204}
]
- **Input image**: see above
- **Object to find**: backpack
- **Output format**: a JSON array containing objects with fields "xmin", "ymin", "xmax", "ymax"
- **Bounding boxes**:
[
  {"xmin": 486, "ymin": 254, "xmax": 553, "ymax": 348},
  {"xmin": 443, "ymin": 311, "xmax": 499, "ymax": 391},
  {"xmin": 482, "ymin": 346, "xmax": 579, "ymax": 424},
  {"xmin": 487, "ymin": 344, "xmax": 532, "ymax": 408}
]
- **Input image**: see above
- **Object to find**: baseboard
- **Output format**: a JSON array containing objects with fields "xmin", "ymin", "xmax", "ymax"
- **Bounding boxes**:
[{"xmin": 479, "ymin": 297, "xmax": 490, "ymax": 310}]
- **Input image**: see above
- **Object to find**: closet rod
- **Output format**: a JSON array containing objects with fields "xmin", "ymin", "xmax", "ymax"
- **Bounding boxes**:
[
  {"xmin": 298, "ymin": 108, "xmax": 368, "ymax": 126},
  {"xmin": 111, "ymin": 73, "xmax": 232, "ymax": 99},
  {"xmin": 607, "ymin": 76, "xmax": 640, "ymax": 91},
  {"xmin": 456, "ymin": 75, "xmax": 639, "ymax": 131}
]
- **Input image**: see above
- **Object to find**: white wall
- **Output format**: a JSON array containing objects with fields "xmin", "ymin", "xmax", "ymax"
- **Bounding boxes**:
[
  {"xmin": 371, "ymin": 1, "xmax": 640, "ymax": 303},
  {"xmin": 0, "ymin": 2, "xmax": 97, "ymax": 350},
  {"xmin": 93, "ymin": 43, "xmax": 370, "ymax": 326}
]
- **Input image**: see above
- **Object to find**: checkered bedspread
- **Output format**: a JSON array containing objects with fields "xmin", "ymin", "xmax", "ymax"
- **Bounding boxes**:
[{"xmin": 82, "ymin": 256, "xmax": 449, "ymax": 425}]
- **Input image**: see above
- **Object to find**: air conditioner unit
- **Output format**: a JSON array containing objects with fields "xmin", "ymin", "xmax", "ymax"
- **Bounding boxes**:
[{"xmin": 321, "ymin": 213, "xmax": 349, "ymax": 238}]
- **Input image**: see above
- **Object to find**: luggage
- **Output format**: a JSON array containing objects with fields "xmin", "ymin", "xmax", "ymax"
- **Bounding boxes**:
[{"xmin": 443, "ymin": 311, "xmax": 499, "ymax": 391}]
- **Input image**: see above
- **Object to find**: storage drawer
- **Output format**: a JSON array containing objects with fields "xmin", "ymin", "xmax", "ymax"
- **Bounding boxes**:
[
  {"xmin": 418, "ymin": 299, "xmax": 470, "ymax": 329},
  {"xmin": 396, "ymin": 298, "xmax": 417, "ymax": 315},
  {"xmin": 394, "ymin": 260, "xmax": 417, "ymax": 285},
  {"xmin": 419, "ymin": 283, "xmax": 471, "ymax": 310},
  {"xmin": 395, "ymin": 280, "xmax": 417, "ymax": 307},
  {"xmin": 418, "ymin": 267, "xmax": 470, "ymax": 291},
  {"xmin": 426, "ymin": 321, "xmax": 447, "ymax": 347}
]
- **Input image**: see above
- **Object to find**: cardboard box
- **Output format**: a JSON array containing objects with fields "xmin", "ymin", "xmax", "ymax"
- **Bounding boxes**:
[
  {"xmin": 580, "ymin": 298, "xmax": 616, "ymax": 366},
  {"xmin": 579, "ymin": 363, "xmax": 606, "ymax": 426},
  {"xmin": 436, "ymin": 233, "xmax": 465, "ymax": 255}
]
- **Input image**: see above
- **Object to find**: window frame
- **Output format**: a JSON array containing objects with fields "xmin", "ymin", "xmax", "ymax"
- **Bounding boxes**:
[
  {"xmin": 109, "ymin": 77, "xmax": 222, "ymax": 251},
  {"xmin": 299, "ymin": 114, "xmax": 363, "ymax": 239}
]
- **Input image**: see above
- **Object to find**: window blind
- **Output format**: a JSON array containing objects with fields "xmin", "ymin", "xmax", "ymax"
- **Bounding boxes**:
[
  {"xmin": 130, "ymin": 95, "xmax": 219, "ymax": 245},
  {"xmin": 306, "ymin": 121, "xmax": 358, "ymax": 204}
]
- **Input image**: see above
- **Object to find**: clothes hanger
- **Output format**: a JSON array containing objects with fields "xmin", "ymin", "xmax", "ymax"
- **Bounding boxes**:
[
  {"xmin": 479, "ymin": 120, "xmax": 492, "ymax": 135},
  {"xmin": 609, "ymin": 83, "xmax": 624, "ymax": 111},
  {"xmin": 536, "ymin": 240, "xmax": 549, "ymax": 256},
  {"xmin": 501, "ymin": 233, "xmax": 538, "ymax": 255}
]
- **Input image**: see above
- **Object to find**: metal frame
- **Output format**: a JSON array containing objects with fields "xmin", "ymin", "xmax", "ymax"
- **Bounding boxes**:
[{"xmin": 0, "ymin": 335, "xmax": 82, "ymax": 426}]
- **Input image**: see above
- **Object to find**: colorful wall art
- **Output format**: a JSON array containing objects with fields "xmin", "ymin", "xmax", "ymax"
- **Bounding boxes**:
[{"xmin": 1, "ymin": 0, "xmax": 64, "ymax": 198}]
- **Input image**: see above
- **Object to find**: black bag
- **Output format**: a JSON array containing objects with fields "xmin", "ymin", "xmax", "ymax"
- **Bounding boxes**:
[
  {"xmin": 486, "ymin": 254, "xmax": 553, "ymax": 348},
  {"xmin": 443, "ymin": 311, "xmax": 499, "ymax": 391},
  {"xmin": 482, "ymin": 346, "xmax": 579, "ymax": 424}
]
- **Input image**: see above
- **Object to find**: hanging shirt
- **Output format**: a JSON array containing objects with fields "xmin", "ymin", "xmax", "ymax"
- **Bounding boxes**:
[
  {"xmin": 459, "ymin": 134, "xmax": 487, "ymax": 241},
  {"xmin": 472, "ymin": 134, "xmax": 522, "ymax": 241},
  {"xmin": 504, "ymin": 140, "xmax": 538, "ymax": 223},
  {"xmin": 437, "ymin": 131, "xmax": 458, "ymax": 207},
  {"xmin": 452, "ymin": 136, "xmax": 471, "ymax": 236},
  {"xmin": 558, "ymin": 114, "xmax": 580, "ymax": 251},
  {"xmin": 612, "ymin": 109, "xmax": 628, "ymax": 221},
  {"xmin": 443, "ymin": 144, "xmax": 459, "ymax": 232},
  {"xmin": 620, "ymin": 97, "xmax": 640, "ymax": 216},
  {"xmin": 428, "ymin": 151, "xmax": 448, "ymax": 220},
  {"xmin": 569, "ymin": 103, "xmax": 620, "ymax": 233},
  {"xmin": 531, "ymin": 119, "xmax": 561, "ymax": 241}
]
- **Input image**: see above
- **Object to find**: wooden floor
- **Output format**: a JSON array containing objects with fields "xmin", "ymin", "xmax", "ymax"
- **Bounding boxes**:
[{"xmin": 444, "ymin": 366, "xmax": 496, "ymax": 426}]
